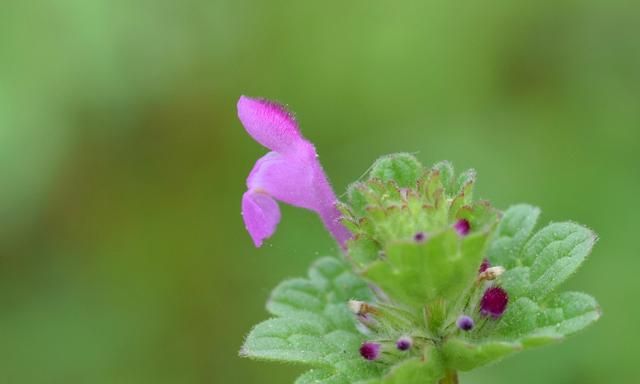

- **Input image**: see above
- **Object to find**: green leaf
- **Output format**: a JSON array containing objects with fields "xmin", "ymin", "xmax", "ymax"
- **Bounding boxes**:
[
  {"xmin": 346, "ymin": 183, "xmax": 369, "ymax": 217},
  {"xmin": 241, "ymin": 257, "xmax": 382, "ymax": 383},
  {"xmin": 443, "ymin": 291, "xmax": 600, "ymax": 371},
  {"xmin": 295, "ymin": 369, "xmax": 335, "ymax": 384},
  {"xmin": 369, "ymin": 153, "xmax": 423, "ymax": 188},
  {"xmin": 364, "ymin": 230, "xmax": 488, "ymax": 309},
  {"xmin": 498, "ymin": 221, "xmax": 596, "ymax": 300},
  {"xmin": 487, "ymin": 204, "xmax": 540, "ymax": 268},
  {"xmin": 523, "ymin": 223, "xmax": 596, "ymax": 298},
  {"xmin": 496, "ymin": 291, "xmax": 601, "ymax": 344},
  {"xmin": 295, "ymin": 368, "xmax": 350, "ymax": 384},
  {"xmin": 361, "ymin": 353, "xmax": 444, "ymax": 384},
  {"xmin": 241, "ymin": 316, "xmax": 337, "ymax": 363},
  {"xmin": 432, "ymin": 161, "xmax": 455, "ymax": 194},
  {"xmin": 441, "ymin": 338, "xmax": 522, "ymax": 371},
  {"xmin": 347, "ymin": 237, "xmax": 381, "ymax": 269},
  {"xmin": 454, "ymin": 168, "xmax": 477, "ymax": 199},
  {"xmin": 296, "ymin": 357, "xmax": 391, "ymax": 384}
]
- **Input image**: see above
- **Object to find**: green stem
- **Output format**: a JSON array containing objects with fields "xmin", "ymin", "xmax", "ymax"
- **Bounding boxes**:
[{"xmin": 439, "ymin": 371, "xmax": 458, "ymax": 384}]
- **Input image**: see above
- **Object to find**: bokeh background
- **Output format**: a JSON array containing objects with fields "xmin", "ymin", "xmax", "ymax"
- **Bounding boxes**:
[{"xmin": 1, "ymin": 1, "xmax": 638, "ymax": 383}]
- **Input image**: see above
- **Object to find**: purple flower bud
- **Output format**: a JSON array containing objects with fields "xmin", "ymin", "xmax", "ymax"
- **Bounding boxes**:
[
  {"xmin": 396, "ymin": 336, "xmax": 413, "ymax": 351},
  {"xmin": 413, "ymin": 232, "xmax": 426, "ymax": 243},
  {"xmin": 456, "ymin": 315, "xmax": 475, "ymax": 331},
  {"xmin": 480, "ymin": 286, "xmax": 509, "ymax": 318},
  {"xmin": 454, "ymin": 219, "xmax": 470, "ymax": 236},
  {"xmin": 359, "ymin": 342, "xmax": 381, "ymax": 360},
  {"xmin": 479, "ymin": 258, "xmax": 490, "ymax": 273}
]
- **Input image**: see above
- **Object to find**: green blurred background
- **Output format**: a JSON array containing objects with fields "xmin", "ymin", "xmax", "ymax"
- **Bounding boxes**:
[{"xmin": 1, "ymin": 1, "xmax": 638, "ymax": 383}]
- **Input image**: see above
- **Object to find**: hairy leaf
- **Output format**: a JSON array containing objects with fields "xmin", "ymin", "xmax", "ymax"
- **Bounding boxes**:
[
  {"xmin": 369, "ymin": 153, "xmax": 423, "ymax": 188},
  {"xmin": 523, "ymin": 223, "xmax": 596, "ymax": 299},
  {"xmin": 365, "ymin": 230, "xmax": 488, "ymax": 308},
  {"xmin": 443, "ymin": 291, "xmax": 600, "ymax": 371},
  {"xmin": 441, "ymin": 338, "xmax": 521, "ymax": 371},
  {"xmin": 487, "ymin": 204, "xmax": 540, "ymax": 268},
  {"xmin": 496, "ymin": 291, "xmax": 601, "ymax": 343},
  {"xmin": 361, "ymin": 354, "xmax": 444, "ymax": 384},
  {"xmin": 241, "ymin": 257, "xmax": 382, "ymax": 383},
  {"xmin": 498, "ymin": 221, "xmax": 596, "ymax": 300}
]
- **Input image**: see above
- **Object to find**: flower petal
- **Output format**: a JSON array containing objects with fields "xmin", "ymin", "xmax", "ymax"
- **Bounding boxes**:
[
  {"xmin": 247, "ymin": 152, "xmax": 351, "ymax": 247},
  {"xmin": 247, "ymin": 152, "xmax": 316, "ymax": 210},
  {"xmin": 242, "ymin": 190, "xmax": 281, "ymax": 247},
  {"xmin": 237, "ymin": 96, "xmax": 306, "ymax": 153}
]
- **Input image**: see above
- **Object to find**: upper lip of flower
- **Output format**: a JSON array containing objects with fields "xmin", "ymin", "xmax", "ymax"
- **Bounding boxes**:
[{"xmin": 237, "ymin": 95, "xmax": 351, "ymax": 249}]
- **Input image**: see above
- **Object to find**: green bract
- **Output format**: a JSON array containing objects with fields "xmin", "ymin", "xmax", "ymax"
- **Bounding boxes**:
[{"xmin": 241, "ymin": 154, "xmax": 600, "ymax": 384}]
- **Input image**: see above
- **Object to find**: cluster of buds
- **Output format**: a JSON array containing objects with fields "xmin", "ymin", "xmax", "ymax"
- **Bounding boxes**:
[
  {"xmin": 453, "ymin": 258, "xmax": 509, "ymax": 335},
  {"xmin": 348, "ymin": 300, "xmax": 419, "ymax": 361},
  {"xmin": 475, "ymin": 258, "xmax": 508, "ymax": 317},
  {"xmin": 350, "ymin": 254, "xmax": 509, "ymax": 362},
  {"xmin": 335, "ymin": 156, "xmax": 510, "ymax": 362},
  {"xmin": 358, "ymin": 336, "xmax": 415, "ymax": 362}
]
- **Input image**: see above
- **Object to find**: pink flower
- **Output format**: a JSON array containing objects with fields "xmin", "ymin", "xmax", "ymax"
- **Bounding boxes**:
[{"xmin": 237, "ymin": 96, "xmax": 351, "ymax": 248}]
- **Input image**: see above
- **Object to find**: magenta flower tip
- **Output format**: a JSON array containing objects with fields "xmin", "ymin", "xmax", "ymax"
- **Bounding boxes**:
[
  {"xmin": 456, "ymin": 315, "xmax": 475, "ymax": 331},
  {"xmin": 359, "ymin": 342, "xmax": 381, "ymax": 361},
  {"xmin": 480, "ymin": 286, "xmax": 509, "ymax": 318},
  {"xmin": 396, "ymin": 336, "xmax": 413, "ymax": 351},
  {"xmin": 479, "ymin": 258, "xmax": 490, "ymax": 273},
  {"xmin": 454, "ymin": 219, "xmax": 471, "ymax": 236},
  {"xmin": 413, "ymin": 231, "xmax": 426, "ymax": 243}
]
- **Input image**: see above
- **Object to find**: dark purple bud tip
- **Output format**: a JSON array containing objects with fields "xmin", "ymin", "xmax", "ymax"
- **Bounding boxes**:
[
  {"xmin": 413, "ymin": 232, "xmax": 426, "ymax": 243},
  {"xmin": 480, "ymin": 286, "xmax": 509, "ymax": 318},
  {"xmin": 456, "ymin": 315, "xmax": 475, "ymax": 331},
  {"xmin": 359, "ymin": 342, "xmax": 381, "ymax": 361},
  {"xmin": 454, "ymin": 219, "xmax": 471, "ymax": 236},
  {"xmin": 479, "ymin": 258, "xmax": 490, "ymax": 273},
  {"xmin": 396, "ymin": 336, "xmax": 413, "ymax": 351}
]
